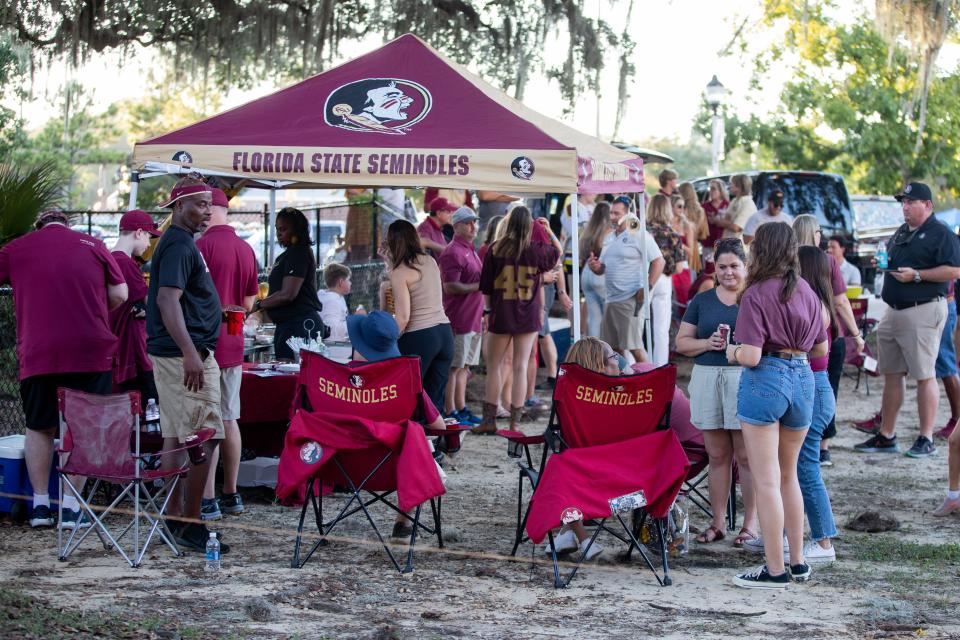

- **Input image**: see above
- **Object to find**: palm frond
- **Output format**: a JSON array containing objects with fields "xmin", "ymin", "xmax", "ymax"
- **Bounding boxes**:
[{"xmin": 0, "ymin": 160, "xmax": 63, "ymax": 245}]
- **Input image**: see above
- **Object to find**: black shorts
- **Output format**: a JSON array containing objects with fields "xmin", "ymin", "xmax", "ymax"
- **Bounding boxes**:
[{"xmin": 20, "ymin": 371, "xmax": 112, "ymax": 430}]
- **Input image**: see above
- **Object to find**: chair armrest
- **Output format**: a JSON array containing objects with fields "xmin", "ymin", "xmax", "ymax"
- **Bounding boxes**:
[
  {"xmin": 496, "ymin": 430, "xmax": 545, "ymax": 445},
  {"xmin": 424, "ymin": 423, "xmax": 473, "ymax": 436},
  {"xmin": 150, "ymin": 427, "xmax": 217, "ymax": 457}
]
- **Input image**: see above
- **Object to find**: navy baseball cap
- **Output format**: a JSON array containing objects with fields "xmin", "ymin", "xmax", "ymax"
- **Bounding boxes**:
[
  {"xmin": 894, "ymin": 182, "xmax": 933, "ymax": 203},
  {"xmin": 346, "ymin": 311, "xmax": 401, "ymax": 362}
]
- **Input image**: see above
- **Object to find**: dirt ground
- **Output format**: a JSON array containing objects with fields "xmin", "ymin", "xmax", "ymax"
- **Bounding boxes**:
[{"xmin": 1, "ymin": 359, "xmax": 959, "ymax": 640}]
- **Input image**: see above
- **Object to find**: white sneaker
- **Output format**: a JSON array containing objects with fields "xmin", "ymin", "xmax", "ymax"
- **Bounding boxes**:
[
  {"xmin": 802, "ymin": 540, "xmax": 836, "ymax": 564},
  {"xmin": 543, "ymin": 529, "xmax": 578, "ymax": 555},
  {"xmin": 579, "ymin": 539, "xmax": 604, "ymax": 561},
  {"xmin": 743, "ymin": 534, "xmax": 789, "ymax": 555}
]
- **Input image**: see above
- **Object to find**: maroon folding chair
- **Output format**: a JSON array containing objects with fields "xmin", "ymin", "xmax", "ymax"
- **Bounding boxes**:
[
  {"xmin": 56, "ymin": 388, "xmax": 213, "ymax": 567},
  {"xmin": 281, "ymin": 352, "xmax": 446, "ymax": 573},
  {"xmin": 500, "ymin": 363, "xmax": 690, "ymax": 587}
]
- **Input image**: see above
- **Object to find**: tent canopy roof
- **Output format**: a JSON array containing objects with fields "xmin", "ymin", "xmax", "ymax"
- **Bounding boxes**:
[{"xmin": 134, "ymin": 34, "xmax": 642, "ymax": 194}]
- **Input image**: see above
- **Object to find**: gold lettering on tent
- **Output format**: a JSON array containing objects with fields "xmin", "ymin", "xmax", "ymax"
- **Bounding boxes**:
[{"xmin": 234, "ymin": 150, "xmax": 471, "ymax": 177}]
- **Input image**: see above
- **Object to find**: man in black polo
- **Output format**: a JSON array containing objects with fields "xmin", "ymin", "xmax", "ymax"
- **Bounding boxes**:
[
  {"xmin": 856, "ymin": 182, "xmax": 960, "ymax": 458},
  {"xmin": 147, "ymin": 176, "xmax": 228, "ymax": 552}
]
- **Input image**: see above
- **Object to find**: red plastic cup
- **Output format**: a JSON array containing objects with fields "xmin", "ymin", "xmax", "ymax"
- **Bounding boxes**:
[{"xmin": 226, "ymin": 310, "xmax": 244, "ymax": 336}]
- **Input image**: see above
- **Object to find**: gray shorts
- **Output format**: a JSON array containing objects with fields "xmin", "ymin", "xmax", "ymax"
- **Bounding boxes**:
[
  {"xmin": 539, "ymin": 283, "xmax": 557, "ymax": 337},
  {"xmin": 688, "ymin": 364, "xmax": 742, "ymax": 430},
  {"xmin": 601, "ymin": 296, "xmax": 644, "ymax": 352},
  {"xmin": 219, "ymin": 365, "xmax": 243, "ymax": 421},
  {"xmin": 451, "ymin": 332, "xmax": 482, "ymax": 368}
]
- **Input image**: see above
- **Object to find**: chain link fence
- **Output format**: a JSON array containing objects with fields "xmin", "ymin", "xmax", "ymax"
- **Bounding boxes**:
[{"xmin": 0, "ymin": 288, "xmax": 24, "ymax": 436}]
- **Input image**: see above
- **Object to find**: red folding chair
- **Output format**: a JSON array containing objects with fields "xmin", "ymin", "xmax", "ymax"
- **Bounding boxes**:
[
  {"xmin": 56, "ymin": 388, "xmax": 213, "ymax": 567},
  {"xmin": 279, "ymin": 352, "xmax": 446, "ymax": 573},
  {"xmin": 500, "ymin": 363, "xmax": 690, "ymax": 587},
  {"xmin": 844, "ymin": 297, "xmax": 880, "ymax": 394}
]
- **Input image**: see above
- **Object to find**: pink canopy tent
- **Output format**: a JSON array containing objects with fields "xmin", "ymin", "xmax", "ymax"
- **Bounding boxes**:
[{"xmin": 132, "ymin": 33, "xmax": 648, "ymax": 339}]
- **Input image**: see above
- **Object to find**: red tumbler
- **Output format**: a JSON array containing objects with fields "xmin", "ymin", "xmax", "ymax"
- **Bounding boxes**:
[{"xmin": 226, "ymin": 310, "xmax": 244, "ymax": 336}]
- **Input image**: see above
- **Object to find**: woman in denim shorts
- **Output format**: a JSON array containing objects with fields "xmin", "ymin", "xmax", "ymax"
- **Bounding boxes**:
[
  {"xmin": 726, "ymin": 223, "xmax": 829, "ymax": 589},
  {"xmin": 796, "ymin": 247, "xmax": 839, "ymax": 563},
  {"xmin": 676, "ymin": 238, "xmax": 759, "ymax": 547}
]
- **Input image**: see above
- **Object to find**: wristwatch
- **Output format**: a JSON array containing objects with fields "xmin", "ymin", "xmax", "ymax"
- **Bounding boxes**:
[{"xmin": 913, "ymin": 269, "xmax": 922, "ymax": 283}]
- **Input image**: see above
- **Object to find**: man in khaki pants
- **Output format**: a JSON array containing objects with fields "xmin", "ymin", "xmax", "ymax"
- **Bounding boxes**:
[
  {"xmin": 146, "ymin": 177, "xmax": 228, "ymax": 553},
  {"xmin": 855, "ymin": 182, "xmax": 960, "ymax": 459}
]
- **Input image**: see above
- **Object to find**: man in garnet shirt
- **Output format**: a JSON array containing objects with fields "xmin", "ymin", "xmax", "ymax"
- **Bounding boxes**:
[
  {"xmin": 109, "ymin": 210, "xmax": 162, "ymax": 402},
  {"xmin": 418, "ymin": 197, "xmax": 455, "ymax": 258},
  {"xmin": 438, "ymin": 207, "xmax": 484, "ymax": 425},
  {"xmin": 0, "ymin": 210, "xmax": 128, "ymax": 529},
  {"xmin": 196, "ymin": 188, "xmax": 259, "ymax": 521}
]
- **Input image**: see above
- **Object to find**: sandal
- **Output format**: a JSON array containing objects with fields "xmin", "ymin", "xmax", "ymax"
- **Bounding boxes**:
[
  {"xmin": 733, "ymin": 527, "xmax": 759, "ymax": 548},
  {"xmin": 696, "ymin": 525, "xmax": 725, "ymax": 544}
]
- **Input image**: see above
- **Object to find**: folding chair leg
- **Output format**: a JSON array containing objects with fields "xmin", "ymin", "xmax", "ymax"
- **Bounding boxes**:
[
  {"xmin": 292, "ymin": 478, "xmax": 314, "ymax": 568},
  {"xmin": 726, "ymin": 483, "xmax": 737, "ymax": 532},
  {"xmin": 552, "ymin": 522, "xmax": 605, "ymax": 588},
  {"xmin": 511, "ymin": 473, "xmax": 525, "ymax": 556},
  {"xmin": 430, "ymin": 497, "xmax": 443, "ymax": 549},
  {"xmin": 620, "ymin": 511, "xmax": 668, "ymax": 586},
  {"xmin": 655, "ymin": 518, "xmax": 673, "ymax": 586},
  {"xmin": 402, "ymin": 504, "xmax": 423, "ymax": 574}
]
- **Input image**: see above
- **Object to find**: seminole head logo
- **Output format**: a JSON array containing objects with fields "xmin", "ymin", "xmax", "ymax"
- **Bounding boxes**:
[{"xmin": 324, "ymin": 78, "xmax": 431, "ymax": 135}]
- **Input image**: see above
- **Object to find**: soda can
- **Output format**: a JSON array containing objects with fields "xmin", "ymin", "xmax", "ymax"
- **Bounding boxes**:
[{"xmin": 718, "ymin": 323, "xmax": 730, "ymax": 346}]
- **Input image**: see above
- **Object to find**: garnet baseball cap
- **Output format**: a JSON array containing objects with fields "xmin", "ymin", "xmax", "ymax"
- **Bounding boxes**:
[
  {"xmin": 159, "ymin": 182, "xmax": 213, "ymax": 208},
  {"xmin": 210, "ymin": 188, "xmax": 230, "ymax": 208},
  {"xmin": 894, "ymin": 182, "xmax": 933, "ymax": 203},
  {"xmin": 451, "ymin": 206, "xmax": 479, "ymax": 225},
  {"xmin": 429, "ymin": 197, "xmax": 457, "ymax": 215},
  {"xmin": 119, "ymin": 209, "xmax": 162, "ymax": 237}
]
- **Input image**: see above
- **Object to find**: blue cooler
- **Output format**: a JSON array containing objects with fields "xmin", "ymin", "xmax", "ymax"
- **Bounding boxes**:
[{"xmin": 0, "ymin": 434, "xmax": 59, "ymax": 516}]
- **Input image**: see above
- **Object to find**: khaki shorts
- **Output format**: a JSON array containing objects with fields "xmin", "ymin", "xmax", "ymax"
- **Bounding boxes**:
[
  {"xmin": 150, "ymin": 353, "xmax": 225, "ymax": 443},
  {"xmin": 877, "ymin": 298, "xmax": 947, "ymax": 380},
  {"xmin": 688, "ymin": 364, "xmax": 742, "ymax": 430},
  {"xmin": 602, "ymin": 296, "xmax": 645, "ymax": 352},
  {"xmin": 451, "ymin": 332, "xmax": 482, "ymax": 368},
  {"xmin": 219, "ymin": 365, "xmax": 242, "ymax": 421}
]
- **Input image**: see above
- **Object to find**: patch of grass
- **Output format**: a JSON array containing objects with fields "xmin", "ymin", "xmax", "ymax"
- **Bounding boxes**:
[
  {"xmin": 0, "ymin": 587, "xmax": 218, "ymax": 639},
  {"xmin": 849, "ymin": 537, "xmax": 960, "ymax": 565}
]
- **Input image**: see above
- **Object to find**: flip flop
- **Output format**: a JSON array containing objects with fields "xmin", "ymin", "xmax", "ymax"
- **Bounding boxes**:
[
  {"xmin": 733, "ymin": 527, "xmax": 759, "ymax": 548},
  {"xmin": 696, "ymin": 525, "xmax": 725, "ymax": 544}
]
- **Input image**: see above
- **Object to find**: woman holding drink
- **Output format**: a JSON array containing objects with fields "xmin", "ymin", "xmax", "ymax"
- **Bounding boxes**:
[{"xmin": 676, "ymin": 238, "xmax": 759, "ymax": 547}]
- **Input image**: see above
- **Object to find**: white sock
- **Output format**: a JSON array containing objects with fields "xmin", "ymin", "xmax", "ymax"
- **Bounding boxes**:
[
  {"xmin": 948, "ymin": 489, "xmax": 960, "ymax": 500},
  {"xmin": 33, "ymin": 494, "xmax": 50, "ymax": 508},
  {"xmin": 62, "ymin": 496, "xmax": 80, "ymax": 511}
]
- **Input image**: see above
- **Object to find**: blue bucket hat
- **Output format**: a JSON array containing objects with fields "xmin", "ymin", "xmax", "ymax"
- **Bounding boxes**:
[{"xmin": 346, "ymin": 311, "xmax": 401, "ymax": 362}]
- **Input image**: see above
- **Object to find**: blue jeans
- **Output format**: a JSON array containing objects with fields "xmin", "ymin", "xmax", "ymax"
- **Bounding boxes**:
[
  {"xmin": 935, "ymin": 300, "xmax": 958, "ymax": 378},
  {"xmin": 798, "ymin": 370, "xmax": 838, "ymax": 541},
  {"xmin": 581, "ymin": 267, "xmax": 605, "ymax": 338},
  {"xmin": 737, "ymin": 356, "xmax": 815, "ymax": 429}
]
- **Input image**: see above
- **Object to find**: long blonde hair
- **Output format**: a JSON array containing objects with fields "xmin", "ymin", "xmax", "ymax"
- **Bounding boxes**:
[
  {"xmin": 580, "ymin": 201, "xmax": 612, "ymax": 259},
  {"xmin": 647, "ymin": 194, "xmax": 673, "ymax": 227},
  {"xmin": 565, "ymin": 337, "xmax": 609, "ymax": 374},
  {"xmin": 792, "ymin": 214, "xmax": 820, "ymax": 247},
  {"xmin": 679, "ymin": 182, "xmax": 708, "ymax": 241},
  {"xmin": 492, "ymin": 206, "xmax": 533, "ymax": 261}
]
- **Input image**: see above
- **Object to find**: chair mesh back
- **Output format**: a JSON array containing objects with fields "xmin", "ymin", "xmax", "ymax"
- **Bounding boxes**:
[
  {"xmin": 553, "ymin": 363, "xmax": 677, "ymax": 449},
  {"xmin": 59, "ymin": 389, "xmax": 139, "ymax": 478},
  {"xmin": 297, "ymin": 352, "xmax": 423, "ymax": 421}
]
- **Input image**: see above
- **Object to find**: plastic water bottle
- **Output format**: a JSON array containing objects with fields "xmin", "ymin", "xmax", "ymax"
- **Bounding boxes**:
[
  {"xmin": 145, "ymin": 398, "xmax": 160, "ymax": 422},
  {"xmin": 876, "ymin": 241, "xmax": 888, "ymax": 270},
  {"xmin": 205, "ymin": 532, "xmax": 220, "ymax": 572}
]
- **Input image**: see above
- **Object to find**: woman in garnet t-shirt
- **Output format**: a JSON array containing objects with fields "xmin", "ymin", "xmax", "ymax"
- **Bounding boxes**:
[
  {"xmin": 477, "ymin": 207, "xmax": 560, "ymax": 432},
  {"xmin": 724, "ymin": 222, "xmax": 828, "ymax": 589}
]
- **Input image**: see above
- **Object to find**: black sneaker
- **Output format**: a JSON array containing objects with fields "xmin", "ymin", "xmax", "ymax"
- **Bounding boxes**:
[
  {"xmin": 200, "ymin": 498, "xmax": 222, "ymax": 521},
  {"xmin": 854, "ymin": 433, "xmax": 899, "ymax": 454},
  {"xmin": 174, "ymin": 523, "xmax": 230, "ymax": 554},
  {"xmin": 58, "ymin": 508, "xmax": 91, "ymax": 530},
  {"xmin": 905, "ymin": 436, "xmax": 937, "ymax": 458},
  {"xmin": 790, "ymin": 562, "xmax": 812, "ymax": 582},
  {"xmin": 29, "ymin": 505, "xmax": 54, "ymax": 529},
  {"xmin": 220, "ymin": 493, "xmax": 244, "ymax": 516},
  {"xmin": 391, "ymin": 521, "xmax": 413, "ymax": 538},
  {"xmin": 733, "ymin": 565, "xmax": 790, "ymax": 589},
  {"xmin": 819, "ymin": 450, "xmax": 833, "ymax": 467}
]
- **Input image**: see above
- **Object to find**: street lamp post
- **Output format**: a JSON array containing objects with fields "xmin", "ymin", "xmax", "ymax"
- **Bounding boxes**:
[{"xmin": 705, "ymin": 75, "xmax": 727, "ymax": 176}]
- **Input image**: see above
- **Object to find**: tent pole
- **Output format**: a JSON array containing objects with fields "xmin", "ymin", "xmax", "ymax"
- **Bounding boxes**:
[
  {"xmin": 570, "ymin": 193, "xmax": 581, "ymax": 342},
  {"xmin": 268, "ymin": 189, "xmax": 278, "ymax": 265},
  {"xmin": 637, "ymin": 193, "xmax": 653, "ymax": 358},
  {"xmin": 128, "ymin": 171, "xmax": 140, "ymax": 210}
]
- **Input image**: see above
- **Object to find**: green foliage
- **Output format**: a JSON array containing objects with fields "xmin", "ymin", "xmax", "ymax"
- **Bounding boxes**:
[
  {"xmin": 0, "ymin": 159, "xmax": 62, "ymax": 245},
  {"xmin": 702, "ymin": 8, "xmax": 960, "ymax": 201}
]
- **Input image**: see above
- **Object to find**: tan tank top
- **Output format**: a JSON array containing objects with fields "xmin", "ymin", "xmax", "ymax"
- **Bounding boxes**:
[{"xmin": 405, "ymin": 255, "xmax": 450, "ymax": 333}]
